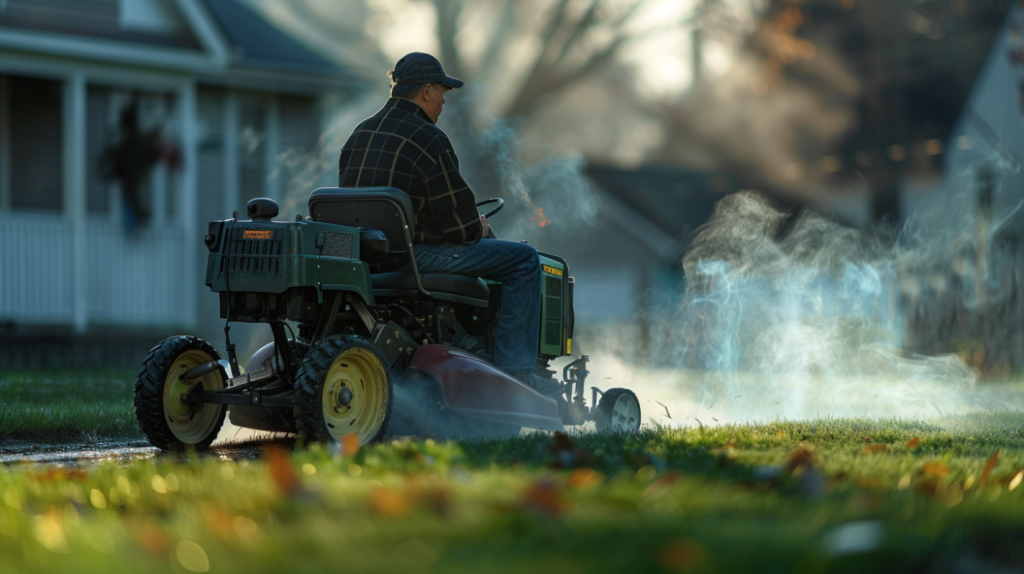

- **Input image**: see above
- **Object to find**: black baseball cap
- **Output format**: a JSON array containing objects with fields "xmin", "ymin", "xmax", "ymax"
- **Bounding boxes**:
[{"xmin": 390, "ymin": 52, "xmax": 464, "ymax": 89}]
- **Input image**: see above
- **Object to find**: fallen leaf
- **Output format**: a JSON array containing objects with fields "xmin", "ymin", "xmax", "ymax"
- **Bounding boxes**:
[
  {"xmin": 33, "ymin": 469, "xmax": 87, "ymax": 483},
  {"xmin": 863, "ymin": 444, "xmax": 887, "ymax": 455},
  {"xmin": 648, "ymin": 473, "xmax": 681, "ymax": 491},
  {"xmin": 861, "ymin": 437, "xmax": 872, "ymax": 442},
  {"xmin": 128, "ymin": 518, "xmax": 169, "ymax": 556},
  {"xmin": 200, "ymin": 502, "xmax": 236, "ymax": 541},
  {"xmin": 920, "ymin": 462, "xmax": 949, "ymax": 479},
  {"xmin": 914, "ymin": 478, "xmax": 942, "ymax": 497},
  {"xmin": 367, "ymin": 485, "xmax": 410, "ymax": 516},
  {"xmin": 418, "ymin": 486, "xmax": 452, "ymax": 517},
  {"xmin": 783, "ymin": 448, "xmax": 816, "ymax": 472},
  {"xmin": 263, "ymin": 445, "xmax": 302, "ymax": 497},
  {"xmin": 978, "ymin": 451, "xmax": 1000, "ymax": 487},
  {"xmin": 548, "ymin": 432, "xmax": 595, "ymax": 469},
  {"xmin": 521, "ymin": 479, "xmax": 565, "ymax": 516},
  {"xmin": 658, "ymin": 539, "xmax": 707, "ymax": 570},
  {"xmin": 341, "ymin": 432, "xmax": 360, "ymax": 457},
  {"xmin": 723, "ymin": 442, "xmax": 737, "ymax": 449},
  {"xmin": 712, "ymin": 417, "xmax": 718, "ymax": 422},
  {"xmin": 905, "ymin": 437, "xmax": 920, "ymax": 449},
  {"xmin": 567, "ymin": 468, "xmax": 601, "ymax": 489}
]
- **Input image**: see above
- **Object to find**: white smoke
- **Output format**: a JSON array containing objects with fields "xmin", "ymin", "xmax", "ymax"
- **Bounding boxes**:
[{"xmin": 671, "ymin": 191, "xmax": 981, "ymax": 422}]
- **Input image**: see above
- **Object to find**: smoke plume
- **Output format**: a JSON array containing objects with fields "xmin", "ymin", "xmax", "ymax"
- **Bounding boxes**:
[{"xmin": 673, "ymin": 191, "xmax": 979, "ymax": 421}]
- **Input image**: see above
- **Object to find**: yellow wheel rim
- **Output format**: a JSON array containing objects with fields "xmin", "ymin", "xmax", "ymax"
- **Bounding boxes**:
[
  {"xmin": 162, "ymin": 349, "xmax": 224, "ymax": 444},
  {"xmin": 321, "ymin": 347, "xmax": 389, "ymax": 445}
]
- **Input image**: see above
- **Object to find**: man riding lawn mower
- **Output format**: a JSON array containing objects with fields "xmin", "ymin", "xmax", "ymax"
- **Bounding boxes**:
[{"xmin": 132, "ymin": 53, "xmax": 642, "ymax": 450}]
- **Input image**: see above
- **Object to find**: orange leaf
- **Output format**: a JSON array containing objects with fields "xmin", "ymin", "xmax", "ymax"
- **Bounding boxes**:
[
  {"xmin": 979, "ymin": 451, "xmax": 1000, "ymax": 487},
  {"xmin": 33, "ymin": 469, "xmax": 87, "ymax": 483},
  {"xmin": 863, "ymin": 444, "xmax": 887, "ymax": 455},
  {"xmin": 861, "ymin": 436, "xmax": 872, "ymax": 442},
  {"xmin": 784, "ymin": 447, "xmax": 816, "ymax": 472},
  {"xmin": 341, "ymin": 432, "xmax": 360, "ymax": 457},
  {"xmin": 905, "ymin": 437, "xmax": 920, "ymax": 449},
  {"xmin": 521, "ymin": 479, "xmax": 565, "ymax": 517},
  {"xmin": 263, "ymin": 445, "xmax": 302, "ymax": 497},
  {"xmin": 658, "ymin": 539, "xmax": 707, "ymax": 570},
  {"xmin": 128, "ymin": 519, "xmax": 169, "ymax": 556},
  {"xmin": 367, "ymin": 485, "xmax": 410, "ymax": 516},
  {"xmin": 567, "ymin": 468, "xmax": 601, "ymax": 489},
  {"xmin": 921, "ymin": 462, "xmax": 949, "ymax": 478}
]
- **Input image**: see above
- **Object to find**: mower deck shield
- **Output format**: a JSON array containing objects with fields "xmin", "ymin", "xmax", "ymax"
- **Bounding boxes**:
[{"xmin": 407, "ymin": 345, "xmax": 562, "ymax": 431}]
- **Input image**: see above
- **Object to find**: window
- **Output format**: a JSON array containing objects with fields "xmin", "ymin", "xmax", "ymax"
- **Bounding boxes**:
[{"xmin": 0, "ymin": 75, "xmax": 63, "ymax": 213}]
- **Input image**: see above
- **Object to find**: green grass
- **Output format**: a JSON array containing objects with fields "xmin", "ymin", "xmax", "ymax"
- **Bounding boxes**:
[
  {"xmin": 0, "ymin": 370, "xmax": 140, "ymax": 442},
  {"xmin": 4, "ymin": 415, "xmax": 1024, "ymax": 573}
]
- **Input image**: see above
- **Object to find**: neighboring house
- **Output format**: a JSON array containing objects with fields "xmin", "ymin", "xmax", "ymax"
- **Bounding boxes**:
[
  {"xmin": 916, "ymin": 3, "xmax": 1024, "ymax": 221},
  {"xmin": 898, "ymin": 4, "xmax": 1024, "ymax": 373},
  {"xmin": 0, "ymin": 0, "xmax": 359, "ymax": 357}
]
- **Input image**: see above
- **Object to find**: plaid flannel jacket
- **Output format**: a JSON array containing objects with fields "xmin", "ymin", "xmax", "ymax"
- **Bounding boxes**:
[{"xmin": 337, "ymin": 98, "xmax": 483, "ymax": 249}]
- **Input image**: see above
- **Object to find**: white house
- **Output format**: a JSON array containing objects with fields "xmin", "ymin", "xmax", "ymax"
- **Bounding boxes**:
[
  {"xmin": 0, "ymin": 0, "xmax": 359, "ymax": 342},
  {"xmin": 901, "ymin": 4, "xmax": 1023, "ymax": 228}
]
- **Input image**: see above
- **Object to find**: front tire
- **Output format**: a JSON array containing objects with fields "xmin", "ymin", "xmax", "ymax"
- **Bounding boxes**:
[
  {"xmin": 134, "ymin": 335, "xmax": 227, "ymax": 450},
  {"xmin": 594, "ymin": 388, "xmax": 641, "ymax": 433},
  {"xmin": 294, "ymin": 335, "xmax": 393, "ymax": 446}
]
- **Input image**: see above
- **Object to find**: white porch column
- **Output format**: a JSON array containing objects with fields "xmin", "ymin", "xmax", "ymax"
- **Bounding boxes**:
[
  {"xmin": 179, "ymin": 80, "xmax": 199, "ymax": 328},
  {"xmin": 223, "ymin": 91, "xmax": 239, "ymax": 215},
  {"xmin": 64, "ymin": 72, "xmax": 87, "ymax": 333}
]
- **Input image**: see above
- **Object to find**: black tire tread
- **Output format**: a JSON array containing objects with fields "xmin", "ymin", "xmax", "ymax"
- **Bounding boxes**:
[
  {"xmin": 293, "ymin": 335, "xmax": 394, "ymax": 445},
  {"xmin": 134, "ymin": 335, "xmax": 227, "ymax": 450}
]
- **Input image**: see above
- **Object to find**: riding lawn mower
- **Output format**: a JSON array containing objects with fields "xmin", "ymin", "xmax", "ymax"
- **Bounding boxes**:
[{"xmin": 133, "ymin": 187, "xmax": 642, "ymax": 450}]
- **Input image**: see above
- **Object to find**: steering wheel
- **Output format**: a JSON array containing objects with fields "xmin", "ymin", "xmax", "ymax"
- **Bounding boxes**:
[{"xmin": 476, "ymin": 198, "xmax": 504, "ymax": 219}]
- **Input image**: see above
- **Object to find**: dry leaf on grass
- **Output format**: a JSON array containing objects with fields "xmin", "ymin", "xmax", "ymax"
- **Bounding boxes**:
[
  {"xmin": 658, "ymin": 539, "xmax": 708, "ymax": 570},
  {"xmin": 521, "ymin": 479, "xmax": 565, "ymax": 517},
  {"xmin": 567, "ymin": 468, "xmax": 601, "ymax": 489},
  {"xmin": 920, "ymin": 462, "xmax": 949, "ymax": 479},
  {"xmin": 126, "ymin": 518, "xmax": 170, "ymax": 556},
  {"xmin": 32, "ymin": 469, "xmax": 87, "ymax": 483},
  {"xmin": 263, "ymin": 445, "xmax": 302, "ymax": 497},
  {"xmin": 978, "ymin": 451, "xmax": 1000, "ymax": 487},
  {"xmin": 905, "ymin": 437, "xmax": 920, "ymax": 449},
  {"xmin": 863, "ymin": 444, "xmax": 887, "ymax": 455},
  {"xmin": 784, "ymin": 448, "xmax": 816, "ymax": 473},
  {"xmin": 340, "ymin": 432, "xmax": 360, "ymax": 457},
  {"xmin": 548, "ymin": 432, "xmax": 595, "ymax": 469},
  {"xmin": 367, "ymin": 485, "xmax": 410, "ymax": 517}
]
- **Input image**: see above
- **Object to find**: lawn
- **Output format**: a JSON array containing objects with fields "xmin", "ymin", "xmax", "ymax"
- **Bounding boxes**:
[
  {"xmin": 2, "ymin": 412, "xmax": 1024, "ymax": 572},
  {"xmin": 0, "ymin": 370, "xmax": 140, "ymax": 442},
  {"xmin": 3, "ymin": 371, "xmax": 1024, "ymax": 573}
]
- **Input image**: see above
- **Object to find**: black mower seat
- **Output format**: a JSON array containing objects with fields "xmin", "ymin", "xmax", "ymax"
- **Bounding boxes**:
[{"xmin": 372, "ymin": 273, "xmax": 490, "ymax": 307}]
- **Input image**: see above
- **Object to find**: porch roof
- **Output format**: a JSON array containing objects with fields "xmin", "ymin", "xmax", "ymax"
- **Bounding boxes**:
[{"xmin": 201, "ymin": 0, "xmax": 350, "ymax": 79}]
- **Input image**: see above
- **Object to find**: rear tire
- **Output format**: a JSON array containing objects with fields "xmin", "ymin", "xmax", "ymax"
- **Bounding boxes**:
[
  {"xmin": 294, "ymin": 335, "xmax": 393, "ymax": 446},
  {"xmin": 594, "ymin": 388, "xmax": 641, "ymax": 433},
  {"xmin": 134, "ymin": 335, "xmax": 227, "ymax": 450}
]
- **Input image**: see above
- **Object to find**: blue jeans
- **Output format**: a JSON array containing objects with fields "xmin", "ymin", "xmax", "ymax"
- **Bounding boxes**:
[{"xmin": 403, "ymin": 238, "xmax": 541, "ymax": 372}]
